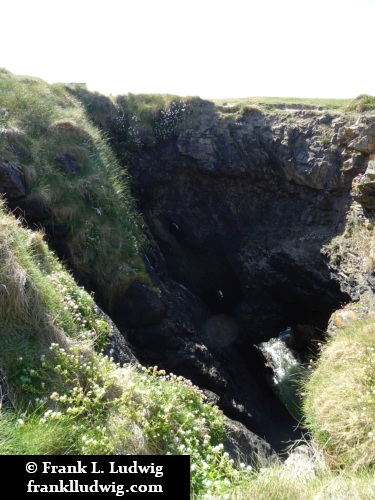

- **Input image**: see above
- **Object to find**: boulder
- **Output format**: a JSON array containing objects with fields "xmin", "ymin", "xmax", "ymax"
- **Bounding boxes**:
[
  {"xmin": 113, "ymin": 280, "xmax": 166, "ymax": 328},
  {"xmin": 100, "ymin": 308, "xmax": 138, "ymax": 366},
  {"xmin": 339, "ymin": 116, "xmax": 375, "ymax": 154},
  {"xmin": 351, "ymin": 160, "xmax": 375, "ymax": 210},
  {"xmin": 223, "ymin": 416, "xmax": 278, "ymax": 468}
]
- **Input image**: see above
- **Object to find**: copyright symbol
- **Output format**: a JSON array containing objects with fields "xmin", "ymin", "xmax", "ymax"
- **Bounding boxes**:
[{"xmin": 26, "ymin": 462, "xmax": 37, "ymax": 473}]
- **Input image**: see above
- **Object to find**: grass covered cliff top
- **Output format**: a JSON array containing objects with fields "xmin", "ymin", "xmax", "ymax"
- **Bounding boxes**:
[{"xmin": 212, "ymin": 96, "xmax": 352, "ymax": 110}]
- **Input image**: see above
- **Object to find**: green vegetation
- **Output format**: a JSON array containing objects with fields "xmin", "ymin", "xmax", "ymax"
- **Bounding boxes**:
[
  {"xmin": 303, "ymin": 318, "xmax": 375, "ymax": 471},
  {"xmin": 112, "ymin": 93, "xmax": 188, "ymax": 156},
  {"xmin": 0, "ymin": 200, "xmax": 111, "ymax": 399},
  {"xmin": 0, "ymin": 68, "xmax": 148, "ymax": 309},
  {"xmin": 206, "ymin": 464, "xmax": 375, "ymax": 499},
  {"xmin": 347, "ymin": 94, "xmax": 375, "ymax": 112},
  {"xmin": 67, "ymin": 85, "xmax": 200, "ymax": 159},
  {"xmin": 211, "ymin": 94, "xmax": 375, "ymax": 121},
  {"xmin": 212, "ymin": 95, "xmax": 353, "ymax": 112}
]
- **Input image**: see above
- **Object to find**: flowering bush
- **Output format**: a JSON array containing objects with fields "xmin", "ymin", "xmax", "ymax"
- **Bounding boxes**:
[
  {"xmin": 110, "ymin": 110, "xmax": 143, "ymax": 152},
  {"xmin": 10, "ymin": 342, "xmax": 253, "ymax": 497},
  {"xmin": 115, "ymin": 366, "xmax": 249, "ymax": 496},
  {"xmin": 50, "ymin": 270, "xmax": 111, "ymax": 352},
  {"xmin": 153, "ymin": 100, "xmax": 187, "ymax": 140}
]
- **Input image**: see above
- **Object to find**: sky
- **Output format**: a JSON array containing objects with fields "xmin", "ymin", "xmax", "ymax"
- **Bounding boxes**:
[{"xmin": 2, "ymin": 0, "xmax": 375, "ymax": 99}]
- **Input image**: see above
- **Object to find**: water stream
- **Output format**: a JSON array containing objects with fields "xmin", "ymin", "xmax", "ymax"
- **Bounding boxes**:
[{"xmin": 257, "ymin": 327, "xmax": 305, "ymax": 421}]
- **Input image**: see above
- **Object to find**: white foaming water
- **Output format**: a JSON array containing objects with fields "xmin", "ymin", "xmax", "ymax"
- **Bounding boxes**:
[
  {"xmin": 257, "ymin": 328, "xmax": 304, "ymax": 419},
  {"xmin": 260, "ymin": 336, "xmax": 300, "ymax": 385}
]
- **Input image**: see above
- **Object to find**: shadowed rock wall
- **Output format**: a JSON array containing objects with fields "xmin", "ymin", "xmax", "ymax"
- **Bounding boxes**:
[{"xmin": 106, "ymin": 104, "xmax": 370, "ymax": 452}]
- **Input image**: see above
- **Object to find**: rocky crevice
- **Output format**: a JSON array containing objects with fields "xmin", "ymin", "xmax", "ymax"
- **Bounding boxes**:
[
  {"xmin": 3, "ymin": 101, "xmax": 375, "ymax": 460},
  {"xmin": 109, "ymin": 107, "xmax": 375, "ymax": 454},
  {"xmin": 120, "ymin": 108, "xmax": 356, "ymax": 344}
]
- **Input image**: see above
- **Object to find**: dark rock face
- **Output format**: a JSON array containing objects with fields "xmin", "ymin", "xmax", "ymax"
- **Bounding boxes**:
[
  {"xmin": 56, "ymin": 154, "xmax": 81, "ymax": 175},
  {"xmin": 124, "ymin": 108, "xmax": 355, "ymax": 347},
  {"xmin": 8, "ymin": 198, "xmax": 52, "ymax": 221},
  {"xmin": 223, "ymin": 416, "xmax": 278, "ymax": 467},
  {"xmin": 113, "ymin": 281, "xmax": 166, "ymax": 329},
  {"xmin": 107, "ymin": 105, "xmax": 370, "ymax": 454},
  {"xmin": 0, "ymin": 158, "xmax": 26, "ymax": 199},
  {"xmin": 0, "ymin": 157, "xmax": 52, "ymax": 224}
]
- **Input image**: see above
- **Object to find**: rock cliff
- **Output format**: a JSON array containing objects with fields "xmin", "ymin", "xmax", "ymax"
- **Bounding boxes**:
[
  {"xmin": 3, "ymin": 94, "xmax": 375, "ymax": 456},
  {"xmin": 108, "ymin": 102, "xmax": 375, "ymax": 452}
]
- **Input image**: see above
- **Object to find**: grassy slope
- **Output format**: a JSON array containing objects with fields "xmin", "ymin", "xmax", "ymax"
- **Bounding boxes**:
[
  {"xmin": 303, "ymin": 318, "xmax": 375, "ymax": 470},
  {"xmin": 0, "ymin": 202, "xmax": 237, "ymax": 497},
  {"xmin": 0, "ymin": 68, "xmax": 148, "ymax": 310},
  {"xmin": 1, "ymin": 69, "xmax": 374, "ymax": 497}
]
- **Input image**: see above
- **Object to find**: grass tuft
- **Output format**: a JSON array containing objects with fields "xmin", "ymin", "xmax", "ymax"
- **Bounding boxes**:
[{"xmin": 302, "ymin": 318, "xmax": 375, "ymax": 471}]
